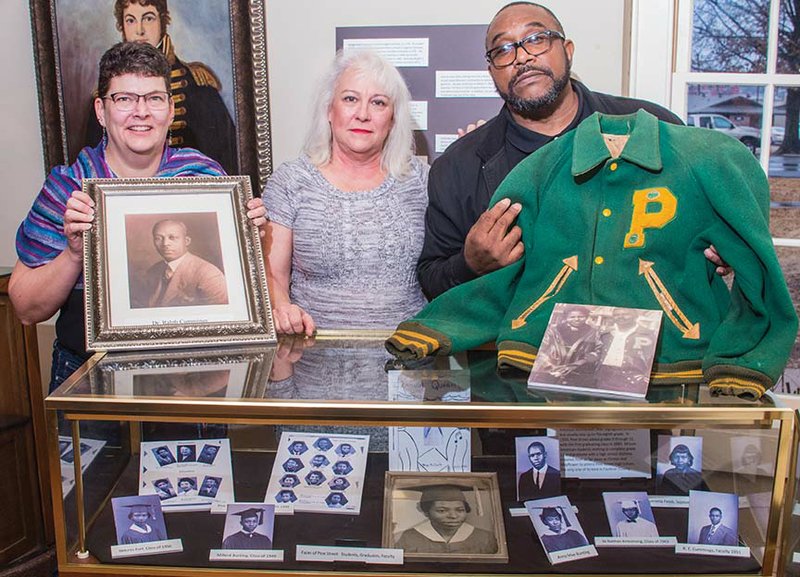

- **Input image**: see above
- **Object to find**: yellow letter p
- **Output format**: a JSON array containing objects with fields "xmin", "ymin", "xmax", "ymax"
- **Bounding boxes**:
[{"xmin": 624, "ymin": 187, "xmax": 677, "ymax": 248}]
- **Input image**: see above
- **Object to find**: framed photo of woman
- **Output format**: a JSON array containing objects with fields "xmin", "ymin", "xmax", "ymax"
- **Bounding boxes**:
[{"xmin": 382, "ymin": 472, "xmax": 508, "ymax": 564}]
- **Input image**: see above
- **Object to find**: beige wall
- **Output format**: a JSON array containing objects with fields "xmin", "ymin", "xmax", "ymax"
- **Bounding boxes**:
[
  {"xmin": 0, "ymin": 2, "xmax": 44, "ymax": 268},
  {"xmin": 3, "ymin": 1, "xmax": 630, "ymax": 268},
  {"xmin": 266, "ymin": 0, "xmax": 627, "ymax": 169}
]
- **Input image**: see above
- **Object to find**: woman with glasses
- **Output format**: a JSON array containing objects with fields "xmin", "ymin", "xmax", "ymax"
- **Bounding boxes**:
[
  {"xmin": 264, "ymin": 50, "xmax": 427, "ymax": 335},
  {"xmin": 10, "ymin": 41, "xmax": 265, "ymax": 391}
]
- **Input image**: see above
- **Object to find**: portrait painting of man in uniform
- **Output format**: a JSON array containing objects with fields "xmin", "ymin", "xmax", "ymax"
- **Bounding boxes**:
[{"xmin": 30, "ymin": 0, "xmax": 271, "ymax": 185}]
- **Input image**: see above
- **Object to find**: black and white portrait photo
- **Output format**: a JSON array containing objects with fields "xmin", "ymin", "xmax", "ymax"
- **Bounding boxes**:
[
  {"xmin": 325, "ymin": 492, "xmax": 349, "ymax": 508},
  {"xmin": 526, "ymin": 495, "xmax": 594, "ymax": 560},
  {"xmin": 314, "ymin": 437, "xmax": 333, "ymax": 452},
  {"xmin": 176, "ymin": 477, "xmax": 197, "ymax": 496},
  {"xmin": 288, "ymin": 440, "xmax": 309, "ymax": 456},
  {"xmin": 221, "ymin": 505, "xmax": 274, "ymax": 550},
  {"xmin": 198, "ymin": 475, "xmax": 222, "ymax": 498},
  {"xmin": 515, "ymin": 436, "xmax": 561, "ymax": 502},
  {"xmin": 152, "ymin": 445, "xmax": 176, "ymax": 467},
  {"xmin": 383, "ymin": 472, "xmax": 508, "ymax": 563},
  {"xmin": 177, "ymin": 444, "xmax": 196, "ymax": 463},
  {"xmin": 111, "ymin": 495, "xmax": 167, "ymax": 545},
  {"xmin": 656, "ymin": 436, "xmax": 709, "ymax": 495},
  {"xmin": 198, "ymin": 443, "xmax": 221, "ymax": 465},
  {"xmin": 602, "ymin": 492, "xmax": 659, "ymax": 538},
  {"xmin": 529, "ymin": 304, "xmax": 662, "ymax": 398},
  {"xmin": 688, "ymin": 491, "xmax": 739, "ymax": 547},
  {"xmin": 152, "ymin": 478, "xmax": 177, "ymax": 501}
]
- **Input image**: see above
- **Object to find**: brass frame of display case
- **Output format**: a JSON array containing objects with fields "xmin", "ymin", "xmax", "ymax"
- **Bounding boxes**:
[{"xmin": 44, "ymin": 336, "xmax": 800, "ymax": 577}]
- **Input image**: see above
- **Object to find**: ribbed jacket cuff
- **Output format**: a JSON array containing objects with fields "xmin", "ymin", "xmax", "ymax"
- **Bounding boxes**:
[
  {"xmin": 385, "ymin": 322, "xmax": 451, "ymax": 360},
  {"xmin": 705, "ymin": 365, "xmax": 774, "ymax": 400}
]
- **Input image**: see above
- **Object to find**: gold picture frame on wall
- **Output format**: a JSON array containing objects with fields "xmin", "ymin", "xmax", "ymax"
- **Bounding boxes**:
[
  {"xmin": 29, "ymin": 0, "xmax": 272, "ymax": 189},
  {"xmin": 83, "ymin": 176, "xmax": 275, "ymax": 351},
  {"xmin": 382, "ymin": 471, "xmax": 508, "ymax": 564}
]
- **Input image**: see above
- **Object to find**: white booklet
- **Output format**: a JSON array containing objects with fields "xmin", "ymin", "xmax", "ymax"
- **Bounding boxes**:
[
  {"xmin": 139, "ymin": 438, "xmax": 234, "ymax": 512},
  {"xmin": 263, "ymin": 432, "xmax": 368, "ymax": 515}
]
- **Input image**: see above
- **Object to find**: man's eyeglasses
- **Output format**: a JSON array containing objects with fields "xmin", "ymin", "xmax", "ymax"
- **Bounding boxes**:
[
  {"xmin": 485, "ymin": 30, "xmax": 565, "ymax": 68},
  {"xmin": 103, "ymin": 91, "xmax": 171, "ymax": 112}
]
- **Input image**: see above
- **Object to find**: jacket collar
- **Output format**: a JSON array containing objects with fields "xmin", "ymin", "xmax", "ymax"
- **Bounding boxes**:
[{"xmin": 571, "ymin": 109, "xmax": 662, "ymax": 176}]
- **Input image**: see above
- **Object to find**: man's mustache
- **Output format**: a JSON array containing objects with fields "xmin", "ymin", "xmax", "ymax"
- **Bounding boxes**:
[{"xmin": 510, "ymin": 65, "xmax": 554, "ymax": 88}]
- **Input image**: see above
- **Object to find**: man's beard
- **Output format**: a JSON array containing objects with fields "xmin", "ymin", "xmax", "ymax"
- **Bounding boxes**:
[{"xmin": 496, "ymin": 61, "xmax": 571, "ymax": 120}]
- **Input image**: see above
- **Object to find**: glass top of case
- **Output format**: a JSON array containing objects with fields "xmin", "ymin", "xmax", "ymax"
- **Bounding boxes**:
[{"xmin": 48, "ymin": 333, "xmax": 774, "ymax": 409}]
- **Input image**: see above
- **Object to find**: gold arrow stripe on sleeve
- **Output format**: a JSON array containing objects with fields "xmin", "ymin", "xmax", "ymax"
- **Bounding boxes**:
[
  {"xmin": 638, "ymin": 259, "xmax": 700, "ymax": 340},
  {"xmin": 511, "ymin": 256, "xmax": 578, "ymax": 330}
]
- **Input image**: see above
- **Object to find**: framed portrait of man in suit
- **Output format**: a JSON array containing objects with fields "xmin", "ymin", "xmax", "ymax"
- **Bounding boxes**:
[
  {"xmin": 29, "ymin": 0, "xmax": 272, "ymax": 189},
  {"xmin": 83, "ymin": 176, "xmax": 275, "ymax": 350}
]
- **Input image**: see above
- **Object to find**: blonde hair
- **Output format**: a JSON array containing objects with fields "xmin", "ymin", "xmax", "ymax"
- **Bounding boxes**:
[{"xmin": 304, "ymin": 50, "xmax": 415, "ymax": 180}]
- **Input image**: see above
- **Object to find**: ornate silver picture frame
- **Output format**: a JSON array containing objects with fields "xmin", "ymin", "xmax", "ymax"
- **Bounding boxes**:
[{"xmin": 83, "ymin": 176, "xmax": 275, "ymax": 351}]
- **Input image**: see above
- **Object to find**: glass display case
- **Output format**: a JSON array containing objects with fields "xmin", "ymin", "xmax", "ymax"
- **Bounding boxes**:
[{"xmin": 46, "ymin": 333, "xmax": 797, "ymax": 576}]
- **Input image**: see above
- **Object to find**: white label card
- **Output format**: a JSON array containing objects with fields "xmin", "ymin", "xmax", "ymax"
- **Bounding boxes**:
[
  {"xmin": 595, "ymin": 536, "xmax": 677, "ymax": 547},
  {"xmin": 649, "ymin": 496, "xmax": 690, "ymax": 508},
  {"xmin": 435, "ymin": 134, "xmax": 458, "ymax": 154},
  {"xmin": 295, "ymin": 545, "xmax": 403, "ymax": 565},
  {"xmin": 675, "ymin": 543, "xmax": 750, "ymax": 558},
  {"xmin": 548, "ymin": 544, "xmax": 598, "ymax": 565},
  {"xmin": 110, "ymin": 539, "xmax": 183, "ymax": 558},
  {"xmin": 409, "ymin": 101, "xmax": 428, "ymax": 131},
  {"xmin": 435, "ymin": 71, "xmax": 497, "ymax": 98},
  {"xmin": 342, "ymin": 38, "xmax": 429, "ymax": 67},
  {"xmin": 209, "ymin": 549, "xmax": 284, "ymax": 562},
  {"xmin": 561, "ymin": 429, "xmax": 651, "ymax": 479}
]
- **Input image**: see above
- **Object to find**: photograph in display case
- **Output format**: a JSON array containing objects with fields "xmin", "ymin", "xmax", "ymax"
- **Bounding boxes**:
[
  {"xmin": 111, "ymin": 495, "xmax": 168, "ymax": 545},
  {"xmin": 382, "ymin": 472, "xmax": 508, "ymax": 563},
  {"xmin": 525, "ymin": 495, "xmax": 597, "ymax": 564},
  {"xmin": 82, "ymin": 177, "xmax": 274, "ymax": 351},
  {"xmin": 29, "ymin": 0, "xmax": 271, "ymax": 187},
  {"xmin": 139, "ymin": 438, "xmax": 233, "ymax": 511},
  {"xmin": 221, "ymin": 504, "xmax": 275, "ymax": 550},
  {"xmin": 687, "ymin": 490, "xmax": 739, "ymax": 546},
  {"xmin": 528, "ymin": 303, "xmax": 662, "ymax": 398},
  {"xmin": 656, "ymin": 435, "xmax": 709, "ymax": 495},
  {"xmin": 515, "ymin": 436, "xmax": 561, "ymax": 501},
  {"xmin": 264, "ymin": 432, "xmax": 369, "ymax": 514},
  {"xmin": 602, "ymin": 492, "xmax": 659, "ymax": 538}
]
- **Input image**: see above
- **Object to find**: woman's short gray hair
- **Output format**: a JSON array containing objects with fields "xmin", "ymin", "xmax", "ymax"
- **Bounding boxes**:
[{"xmin": 304, "ymin": 50, "xmax": 415, "ymax": 180}]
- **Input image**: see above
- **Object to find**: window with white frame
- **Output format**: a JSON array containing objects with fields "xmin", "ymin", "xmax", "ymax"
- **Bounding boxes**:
[{"xmin": 671, "ymin": 0, "xmax": 800, "ymax": 388}]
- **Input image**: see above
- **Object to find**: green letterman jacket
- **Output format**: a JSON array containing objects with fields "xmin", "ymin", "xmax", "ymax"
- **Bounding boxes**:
[{"xmin": 387, "ymin": 110, "xmax": 798, "ymax": 399}]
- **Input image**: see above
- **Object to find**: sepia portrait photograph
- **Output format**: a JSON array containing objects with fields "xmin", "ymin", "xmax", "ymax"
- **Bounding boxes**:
[
  {"xmin": 126, "ymin": 212, "xmax": 228, "ymax": 309},
  {"xmin": 83, "ymin": 177, "xmax": 275, "ymax": 351},
  {"xmin": 515, "ymin": 436, "xmax": 561, "ymax": 502},
  {"xmin": 382, "ymin": 472, "xmax": 508, "ymax": 563},
  {"xmin": 30, "ymin": 0, "xmax": 271, "ymax": 186},
  {"xmin": 528, "ymin": 303, "xmax": 662, "ymax": 398}
]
